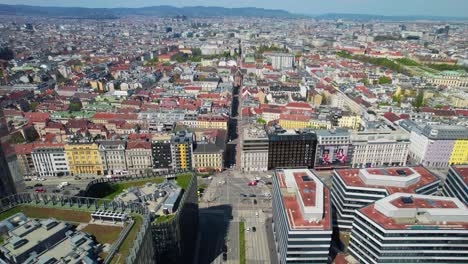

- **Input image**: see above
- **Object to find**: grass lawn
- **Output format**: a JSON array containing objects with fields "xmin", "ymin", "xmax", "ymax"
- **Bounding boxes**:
[
  {"xmin": 0, "ymin": 206, "xmax": 91, "ymax": 223},
  {"xmin": 153, "ymin": 214, "xmax": 174, "ymax": 224},
  {"xmin": 175, "ymin": 173, "xmax": 193, "ymax": 190},
  {"xmin": 81, "ymin": 224, "xmax": 123, "ymax": 245},
  {"xmin": 239, "ymin": 221, "xmax": 246, "ymax": 264},
  {"xmin": 0, "ymin": 207, "xmax": 22, "ymax": 221},
  {"xmin": 103, "ymin": 177, "xmax": 165, "ymax": 200},
  {"xmin": 110, "ymin": 215, "xmax": 143, "ymax": 264}
]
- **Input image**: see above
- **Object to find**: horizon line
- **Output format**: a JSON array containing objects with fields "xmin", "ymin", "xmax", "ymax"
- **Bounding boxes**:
[{"xmin": 1, "ymin": 3, "xmax": 468, "ymax": 19}]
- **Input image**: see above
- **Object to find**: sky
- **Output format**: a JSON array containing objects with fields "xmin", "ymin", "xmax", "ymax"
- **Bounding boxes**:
[{"xmin": 0, "ymin": 0, "xmax": 467, "ymax": 17}]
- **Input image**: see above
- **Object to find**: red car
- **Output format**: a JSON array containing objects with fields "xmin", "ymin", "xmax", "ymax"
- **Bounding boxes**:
[
  {"xmin": 247, "ymin": 181, "xmax": 257, "ymax": 186},
  {"xmin": 35, "ymin": 188, "xmax": 46, "ymax": 193}
]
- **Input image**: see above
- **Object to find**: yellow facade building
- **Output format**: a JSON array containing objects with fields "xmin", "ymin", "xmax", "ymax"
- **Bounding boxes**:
[
  {"xmin": 193, "ymin": 152, "xmax": 223, "ymax": 172},
  {"xmin": 278, "ymin": 119, "xmax": 309, "ymax": 130},
  {"xmin": 65, "ymin": 143, "xmax": 103, "ymax": 175},
  {"xmin": 338, "ymin": 116, "xmax": 362, "ymax": 130},
  {"xmin": 171, "ymin": 131, "xmax": 194, "ymax": 170},
  {"xmin": 449, "ymin": 140, "xmax": 468, "ymax": 165},
  {"xmin": 195, "ymin": 116, "xmax": 228, "ymax": 130},
  {"xmin": 278, "ymin": 116, "xmax": 332, "ymax": 130}
]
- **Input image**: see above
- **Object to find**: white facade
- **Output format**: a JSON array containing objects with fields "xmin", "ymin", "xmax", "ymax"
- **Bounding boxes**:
[
  {"xmin": 332, "ymin": 167, "xmax": 440, "ymax": 230},
  {"xmin": 349, "ymin": 193, "xmax": 468, "ymax": 264},
  {"xmin": 272, "ymin": 169, "xmax": 332, "ymax": 264},
  {"xmin": 241, "ymin": 128, "xmax": 269, "ymax": 172},
  {"xmin": 31, "ymin": 146, "xmax": 69, "ymax": 177},
  {"xmin": 350, "ymin": 130, "xmax": 410, "ymax": 168},
  {"xmin": 265, "ymin": 53, "xmax": 294, "ymax": 70},
  {"xmin": 98, "ymin": 141, "xmax": 127, "ymax": 175},
  {"xmin": 126, "ymin": 148, "xmax": 153, "ymax": 175}
]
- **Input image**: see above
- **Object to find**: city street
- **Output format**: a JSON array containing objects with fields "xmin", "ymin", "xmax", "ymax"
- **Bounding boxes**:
[
  {"xmin": 199, "ymin": 169, "xmax": 273, "ymax": 264},
  {"xmin": 24, "ymin": 175, "xmax": 95, "ymax": 195}
]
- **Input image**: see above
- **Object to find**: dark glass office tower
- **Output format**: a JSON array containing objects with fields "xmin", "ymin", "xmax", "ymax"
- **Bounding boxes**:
[
  {"xmin": 152, "ymin": 174, "xmax": 198, "ymax": 264},
  {"xmin": 152, "ymin": 140, "xmax": 173, "ymax": 170},
  {"xmin": 0, "ymin": 109, "xmax": 15, "ymax": 198},
  {"xmin": 267, "ymin": 126, "xmax": 317, "ymax": 169}
]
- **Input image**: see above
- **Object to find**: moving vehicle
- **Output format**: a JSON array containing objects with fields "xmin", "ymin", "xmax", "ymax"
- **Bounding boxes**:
[
  {"xmin": 252, "ymin": 227, "xmax": 256, "ymax": 232},
  {"xmin": 34, "ymin": 183, "xmax": 43, "ymax": 187},
  {"xmin": 222, "ymin": 253, "xmax": 227, "ymax": 261},
  {"xmin": 247, "ymin": 181, "xmax": 257, "ymax": 186}
]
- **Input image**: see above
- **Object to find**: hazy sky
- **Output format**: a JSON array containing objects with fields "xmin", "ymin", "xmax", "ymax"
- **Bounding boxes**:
[{"xmin": 1, "ymin": 0, "xmax": 467, "ymax": 17}]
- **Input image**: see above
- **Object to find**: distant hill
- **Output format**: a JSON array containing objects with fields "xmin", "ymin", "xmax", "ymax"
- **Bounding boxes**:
[
  {"xmin": 0, "ymin": 4, "xmax": 465, "ymax": 21},
  {"xmin": 0, "ymin": 4, "xmax": 296, "ymax": 18},
  {"xmin": 315, "ymin": 13, "xmax": 468, "ymax": 22}
]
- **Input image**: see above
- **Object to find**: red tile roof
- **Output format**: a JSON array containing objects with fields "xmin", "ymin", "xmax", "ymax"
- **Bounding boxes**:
[
  {"xmin": 127, "ymin": 140, "xmax": 151, "ymax": 149},
  {"xmin": 335, "ymin": 166, "xmax": 440, "ymax": 194},
  {"xmin": 452, "ymin": 166, "xmax": 468, "ymax": 185}
]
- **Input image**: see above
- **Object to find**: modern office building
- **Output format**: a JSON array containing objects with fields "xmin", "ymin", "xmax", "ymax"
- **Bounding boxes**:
[
  {"xmin": 171, "ymin": 131, "xmax": 194, "ymax": 170},
  {"xmin": 241, "ymin": 126, "xmax": 269, "ymax": 172},
  {"xmin": 407, "ymin": 124, "xmax": 468, "ymax": 167},
  {"xmin": 272, "ymin": 168, "xmax": 332, "ymax": 264},
  {"xmin": 31, "ymin": 143, "xmax": 69, "ymax": 177},
  {"xmin": 0, "ymin": 109, "xmax": 15, "ymax": 198},
  {"xmin": 98, "ymin": 140, "xmax": 127, "ymax": 175},
  {"xmin": 442, "ymin": 165, "xmax": 468, "ymax": 204},
  {"xmin": 314, "ymin": 129, "xmax": 352, "ymax": 170},
  {"xmin": 332, "ymin": 166, "xmax": 440, "ymax": 230},
  {"xmin": 152, "ymin": 138, "xmax": 173, "ymax": 170},
  {"xmin": 349, "ymin": 193, "xmax": 468, "ymax": 264},
  {"xmin": 265, "ymin": 52, "xmax": 294, "ymax": 70},
  {"xmin": 151, "ymin": 174, "xmax": 199, "ymax": 264},
  {"xmin": 267, "ymin": 127, "xmax": 317, "ymax": 169}
]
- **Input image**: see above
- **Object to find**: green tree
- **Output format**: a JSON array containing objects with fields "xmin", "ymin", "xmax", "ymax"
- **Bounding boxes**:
[
  {"xmin": 29, "ymin": 102, "xmax": 39, "ymax": 111},
  {"xmin": 8, "ymin": 132, "xmax": 25, "ymax": 144},
  {"xmin": 256, "ymin": 118, "xmax": 266, "ymax": 124},
  {"xmin": 359, "ymin": 78, "xmax": 370, "ymax": 86},
  {"xmin": 69, "ymin": 102, "xmax": 82, "ymax": 112},
  {"xmin": 171, "ymin": 53, "xmax": 188, "ymax": 63},
  {"xmin": 378, "ymin": 76, "xmax": 392, "ymax": 84},
  {"xmin": 396, "ymin": 58, "xmax": 420, "ymax": 66},
  {"xmin": 413, "ymin": 90, "xmax": 425, "ymax": 108}
]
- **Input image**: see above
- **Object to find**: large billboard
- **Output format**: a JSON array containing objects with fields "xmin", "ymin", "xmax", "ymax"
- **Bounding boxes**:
[{"xmin": 315, "ymin": 144, "xmax": 351, "ymax": 169}]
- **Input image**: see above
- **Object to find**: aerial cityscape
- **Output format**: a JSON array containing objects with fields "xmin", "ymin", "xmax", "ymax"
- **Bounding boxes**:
[{"xmin": 0, "ymin": 1, "xmax": 467, "ymax": 264}]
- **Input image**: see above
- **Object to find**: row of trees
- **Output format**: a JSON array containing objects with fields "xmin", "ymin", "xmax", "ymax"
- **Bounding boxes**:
[{"xmin": 337, "ymin": 51, "xmax": 413, "ymax": 76}]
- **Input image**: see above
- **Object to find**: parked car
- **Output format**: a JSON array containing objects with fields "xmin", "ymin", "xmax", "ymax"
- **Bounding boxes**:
[
  {"xmin": 222, "ymin": 253, "xmax": 227, "ymax": 261},
  {"xmin": 35, "ymin": 188, "xmax": 46, "ymax": 193},
  {"xmin": 252, "ymin": 227, "xmax": 256, "ymax": 232},
  {"xmin": 34, "ymin": 183, "xmax": 43, "ymax": 187}
]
